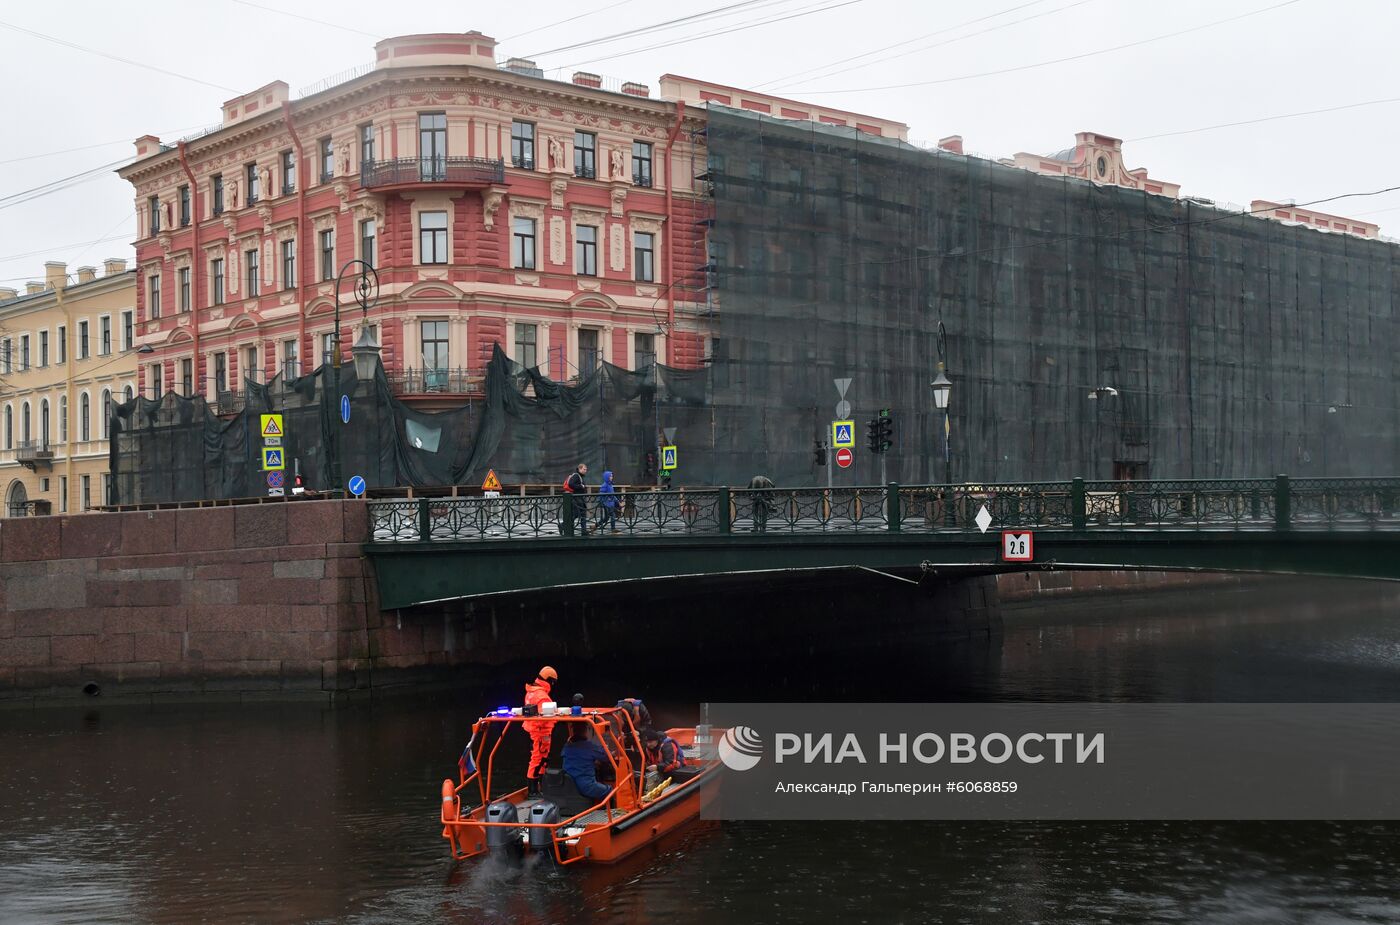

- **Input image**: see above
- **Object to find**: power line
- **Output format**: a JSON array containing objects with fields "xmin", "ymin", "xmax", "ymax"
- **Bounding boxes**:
[
  {"xmin": 225, "ymin": 0, "xmax": 382, "ymax": 39},
  {"xmin": 0, "ymin": 159, "xmax": 130, "ymax": 211},
  {"xmin": 1127, "ymin": 95, "xmax": 1400, "ymax": 143},
  {"xmin": 753, "ymin": 0, "xmax": 1059, "ymax": 91},
  {"xmin": 500, "ymin": 0, "xmax": 639, "ymax": 42},
  {"xmin": 0, "ymin": 231, "xmax": 134, "ymax": 273},
  {"xmin": 525, "ymin": 0, "xmax": 786, "ymax": 57},
  {"xmin": 561, "ymin": 0, "xmax": 866, "ymax": 69},
  {"xmin": 0, "ymin": 123, "xmax": 213, "ymax": 167},
  {"xmin": 0, "ymin": 19, "xmax": 239, "ymax": 93},
  {"xmin": 784, "ymin": 0, "xmax": 1305, "ymax": 94}
]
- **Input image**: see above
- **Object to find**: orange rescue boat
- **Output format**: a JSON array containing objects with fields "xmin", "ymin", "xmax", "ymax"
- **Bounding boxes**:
[{"xmin": 440, "ymin": 704, "xmax": 720, "ymax": 865}]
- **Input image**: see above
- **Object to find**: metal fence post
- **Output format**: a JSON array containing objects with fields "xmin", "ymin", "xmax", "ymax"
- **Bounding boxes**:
[
  {"xmin": 718, "ymin": 487, "xmax": 731, "ymax": 535},
  {"xmin": 561, "ymin": 495, "xmax": 574, "ymax": 537},
  {"xmin": 1274, "ymin": 474, "xmax": 1290, "ymax": 531},
  {"xmin": 417, "ymin": 497, "xmax": 430, "ymax": 542},
  {"xmin": 887, "ymin": 483, "xmax": 901, "ymax": 533},
  {"xmin": 1072, "ymin": 478, "xmax": 1087, "ymax": 531}
]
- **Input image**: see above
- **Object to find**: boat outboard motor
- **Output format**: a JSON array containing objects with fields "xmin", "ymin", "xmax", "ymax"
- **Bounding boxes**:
[
  {"xmin": 527, "ymin": 800, "xmax": 561, "ymax": 849},
  {"xmin": 485, "ymin": 799, "xmax": 522, "ymax": 853}
]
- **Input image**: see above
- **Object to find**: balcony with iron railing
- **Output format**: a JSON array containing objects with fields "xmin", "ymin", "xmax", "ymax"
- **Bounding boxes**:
[
  {"xmin": 16, "ymin": 439, "xmax": 54, "ymax": 469},
  {"xmin": 360, "ymin": 157, "xmax": 505, "ymax": 191},
  {"xmin": 388, "ymin": 367, "xmax": 486, "ymax": 397}
]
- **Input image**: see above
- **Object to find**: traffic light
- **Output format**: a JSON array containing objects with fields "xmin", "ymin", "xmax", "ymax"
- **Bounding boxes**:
[
  {"xmin": 877, "ymin": 409, "xmax": 894, "ymax": 453},
  {"xmin": 814, "ymin": 441, "xmax": 827, "ymax": 466},
  {"xmin": 643, "ymin": 451, "xmax": 657, "ymax": 480},
  {"xmin": 865, "ymin": 419, "xmax": 880, "ymax": 453}
]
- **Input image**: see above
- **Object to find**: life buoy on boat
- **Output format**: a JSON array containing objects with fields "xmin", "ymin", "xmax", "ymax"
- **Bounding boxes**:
[{"xmin": 441, "ymin": 779, "xmax": 457, "ymax": 820}]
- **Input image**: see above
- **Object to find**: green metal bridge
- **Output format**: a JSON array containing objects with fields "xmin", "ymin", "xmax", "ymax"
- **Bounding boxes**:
[{"xmin": 364, "ymin": 477, "xmax": 1400, "ymax": 609}]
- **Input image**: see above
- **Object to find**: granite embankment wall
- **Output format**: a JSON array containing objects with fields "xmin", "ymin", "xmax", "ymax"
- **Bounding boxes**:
[{"xmin": 0, "ymin": 501, "xmax": 392, "ymax": 705}]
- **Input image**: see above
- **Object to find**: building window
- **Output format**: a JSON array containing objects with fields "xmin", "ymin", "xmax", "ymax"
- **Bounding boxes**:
[
  {"xmin": 79, "ymin": 393, "xmax": 89, "ymax": 441},
  {"xmin": 512, "ymin": 217, "xmax": 536, "ymax": 269},
  {"xmin": 420, "ymin": 320, "xmax": 449, "ymax": 372},
  {"xmin": 20, "ymin": 402, "xmax": 29, "ymax": 445},
  {"xmin": 419, "ymin": 211, "xmax": 448, "ymax": 264},
  {"xmin": 148, "ymin": 196, "xmax": 160, "ymax": 234},
  {"xmin": 281, "ymin": 150, "xmax": 296, "ymax": 195},
  {"xmin": 246, "ymin": 162, "xmax": 260, "ymax": 203},
  {"xmin": 319, "ymin": 137, "xmax": 334, "ymax": 183},
  {"xmin": 179, "ymin": 185, "xmax": 191, "ymax": 226},
  {"xmin": 211, "ymin": 258, "xmax": 225, "ymax": 306},
  {"xmin": 515, "ymin": 322, "xmax": 537, "ymax": 369},
  {"xmin": 634, "ymin": 231, "xmax": 655, "ymax": 282},
  {"xmin": 321, "ymin": 331, "xmax": 336, "ymax": 366},
  {"xmin": 245, "ymin": 248, "xmax": 260, "ymax": 296},
  {"xmin": 632, "ymin": 141, "xmax": 653, "ymax": 187},
  {"xmin": 59, "ymin": 475, "xmax": 67, "ymax": 513},
  {"xmin": 2, "ymin": 405, "xmax": 9, "ymax": 449},
  {"xmin": 81, "ymin": 474, "xmax": 91, "ymax": 511},
  {"xmin": 214, "ymin": 352, "xmax": 227, "ymax": 393},
  {"xmin": 511, "ymin": 121, "xmax": 535, "ymax": 169},
  {"xmin": 360, "ymin": 219, "xmax": 376, "ymax": 268},
  {"xmin": 124, "ymin": 384, "xmax": 133, "ymax": 403},
  {"xmin": 578, "ymin": 328, "xmax": 599, "ymax": 374},
  {"xmin": 57, "ymin": 326, "xmax": 65, "ymax": 363},
  {"xmin": 20, "ymin": 334, "xmax": 29, "ymax": 371},
  {"xmin": 78, "ymin": 321, "xmax": 89, "ymax": 359},
  {"xmin": 101, "ymin": 389, "xmax": 111, "ymax": 439},
  {"xmin": 122, "ymin": 310, "xmax": 133, "ymax": 351},
  {"xmin": 59, "ymin": 395, "xmax": 67, "ymax": 442},
  {"xmin": 576, "ymin": 225, "xmax": 598, "ymax": 276},
  {"xmin": 419, "ymin": 113, "xmax": 447, "ymax": 180},
  {"xmin": 360, "ymin": 123, "xmax": 374, "ymax": 167},
  {"xmin": 178, "ymin": 267, "xmax": 191, "ymax": 312},
  {"xmin": 244, "ymin": 345, "xmax": 259, "ymax": 383},
  {"xmin": 39, "ymin": 330, "xmax": 48, "ymax": 367},
  {"xmin": 177, "ymin": 358, "xmax": 191, "ymax": 396},
  {"xmin": 100, "ymin": 317, "xmax": 111, "ymax": 356},
  {"xmin": 574, "ymin": 131, "xmax": 596, "ymax": 179},
  {"xmin": 0, "ymin": 339, "xmax": 8, "ymax": 374},
  {"xmin": 40, "ymin": 399, "xmax": 49, "ymax": 445},
  {"xmin": 148, "ymin": 362, "xmax": 162, "ymax": 398},
  {"xmin": 282, "ymin": 338, "xmax": 299, "ymax": 379},
  {"xmin": 212, "ymin": 174, "xmax": 224, "ymax": 215},
  {"xmin": 281, "ymin": 239, "xmax": 296, "ymax": 289},
  {"xmin": 148, "ymin": 273, "xmax": 161, "ymax": 319},
  {"xmin": 319, "ymin": 229, "xmax": 335, "ymax": 281},
  {"xmin": 102, "ymin": 473, "xmax": 111, "ymax": 507}
]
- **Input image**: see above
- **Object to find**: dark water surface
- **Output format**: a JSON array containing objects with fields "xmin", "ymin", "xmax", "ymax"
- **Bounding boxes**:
[{"xmin": 3, "ymin": 579, "xmax": 1400, "ymax": 924}]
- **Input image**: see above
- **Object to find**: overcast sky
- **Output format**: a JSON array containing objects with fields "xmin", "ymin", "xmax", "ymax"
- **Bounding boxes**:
[{"xmin": 2, "ymin": 0, "xmax": 1396, "ymax": 286}]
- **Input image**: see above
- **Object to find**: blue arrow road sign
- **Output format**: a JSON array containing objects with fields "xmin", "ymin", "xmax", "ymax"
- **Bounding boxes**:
[
  {"xmin": 340, "ymin": 394, "xmax": 351, "ymax": 424},
  {"xmin": 348, "ymin": 475, "xmax": 366, "ymax": 497}
]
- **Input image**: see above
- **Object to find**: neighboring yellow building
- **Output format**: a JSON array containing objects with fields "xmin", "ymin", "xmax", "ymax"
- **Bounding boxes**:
[{"xmin": 0, "ymin": 259, "xmax": 140, "ymax": 516}]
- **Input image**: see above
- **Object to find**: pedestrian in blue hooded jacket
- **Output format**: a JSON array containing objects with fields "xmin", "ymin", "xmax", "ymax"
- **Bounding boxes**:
[{"xmin": 597, "ymin": 470, "xmax": 619, "ymax": 532}]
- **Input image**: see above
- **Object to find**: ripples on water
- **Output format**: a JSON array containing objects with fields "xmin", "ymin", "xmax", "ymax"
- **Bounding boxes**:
[{"xmin": 2, "ymin": 578, "xmax": 1399, "ymax": 924}]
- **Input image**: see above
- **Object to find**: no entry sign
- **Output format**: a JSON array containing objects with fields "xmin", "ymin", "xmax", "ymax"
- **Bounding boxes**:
[{"xmin": 835, "ymin": 447, "xmax": 854, "ymax": 468}]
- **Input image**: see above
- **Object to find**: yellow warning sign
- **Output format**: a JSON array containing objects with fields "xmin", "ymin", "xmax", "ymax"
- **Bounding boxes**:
[
  {"xmin": 260, "ymin": 414, "xmax": 284, "ymax": 439},
  {"xmin": 481, "ymin": 469, "xmax": 503, "ymax": 492},
  {"xmin": 261, "ymin": 447, "xmax": 286, "ymax": 471}
]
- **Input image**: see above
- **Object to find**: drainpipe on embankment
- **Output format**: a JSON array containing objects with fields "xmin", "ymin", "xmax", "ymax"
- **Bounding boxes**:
[
  {"xmin": 662, "ymin": 104, "xmax": 685, "ymax": 365},
  {"xmin": 177, "ymin": 143, "xmax": 201, "ymax": 392},
  {"xmin": 282, "ymin": 101, "xmax": 308, "ymax": 370}
]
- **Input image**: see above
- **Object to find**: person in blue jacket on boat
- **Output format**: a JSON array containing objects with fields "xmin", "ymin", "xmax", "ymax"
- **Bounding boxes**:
[
  {"xmin": 561, "ymin": 722, "xmax": 614, "ymax": 802},
  {"xmin": 596, "ymin": 470, "xmax": 619, "ymax": 532}
]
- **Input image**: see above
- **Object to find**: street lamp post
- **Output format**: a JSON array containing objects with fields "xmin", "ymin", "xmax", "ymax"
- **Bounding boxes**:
[
  {"xmin": 930, "ymin": 322, "xmax": 952, "ymax": 485},
  {"xmin": 331, "ymin": 259, "xmax": 381, "ymax": 496}
]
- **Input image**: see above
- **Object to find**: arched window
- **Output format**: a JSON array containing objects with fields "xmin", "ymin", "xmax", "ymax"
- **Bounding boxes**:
[
  {"xmin": 59, "ymin": 395, "xmax": 67, "ymax": 444},
  {"xmin": 79, "ymin": 393, "xmax": 90, "ymax": 442},
  {"xmin": 40, "ymin": 399, "xmax": 49, "ymax": 446},
  {"xmin": 21, "ymin": 402, "xmax": 30, "ymax": 445},
  {"xmin": 123, "ymin": 384, "xmax": 134, "ymax": 403},
  {"xmin": 101, "ymin": 389, "xmax": 112, "ymax": 439},
  {"xmin": 3, "ymin": 405, "xmax": 11, "ymax": 449}
]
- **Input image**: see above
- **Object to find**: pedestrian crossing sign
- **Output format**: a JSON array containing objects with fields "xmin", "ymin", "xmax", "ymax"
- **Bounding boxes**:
[
  {"xmin": 261, "ymin": 447, "xmax": 285, "ymax": 471},
  {"xmin": 481, "ymin": 469, "xmax": 502, "ymax": 491},
  {"xmin": 662, "ymin": 445, "xmax": 678, "ymax": 470},
  {"xmin": 832, "ymin": 420, "xmax": 855, "ymax": 448},
  {"xmin": 260, "ymin": 414, "xmax": 284, "ymax": 438}
]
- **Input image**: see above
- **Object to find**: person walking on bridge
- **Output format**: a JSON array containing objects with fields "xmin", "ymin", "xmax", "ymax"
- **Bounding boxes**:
[
  {"xmin": 747, "ymin": 475, "xmax": 776, "ymax": 533},
  {"xmin": 564, "ymin": 463, "xmax": 590, "ymax": 536},
  {"xmin": 523, "ymin": 665, "xmax": 558, "ymax": 796}
]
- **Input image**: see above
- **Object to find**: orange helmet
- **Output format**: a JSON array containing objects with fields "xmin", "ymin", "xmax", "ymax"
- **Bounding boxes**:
[{"xmin": 538, "ymin": 665, "xmax": 558, "ymax": 681}]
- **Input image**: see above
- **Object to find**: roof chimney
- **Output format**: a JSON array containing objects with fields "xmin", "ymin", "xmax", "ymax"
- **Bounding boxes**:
[
  {"xmin": 103, "ymin": 258, "xmax": 128, "ymax": 276},
  {"xmin": 25, "ymin": 282, "xmax": 44, "ymax": 295},
  {"xmin": 0, "ymin": 287, "xmax": 18, "ymax": 301},
  {"xmin": 937, "ymin": 135, "xmax": 964, "ymax": 155},
  {"xmin": 76, "ymin": 266, "xmax": 98, "ymax": 283},
  {"xmin": 572, "ymin": 71, "xmax": 602, "ymax": 89},
  {"xmin": 45, "ymin": 261, "xmax": 67, "ymax": 290},
  {"xmin": 502, "ymin": 57, "xmax": 543, "ymax": 78},
  {"xmin": 621, "ymin": 82, "xmax": 649, "ymax": 98}
]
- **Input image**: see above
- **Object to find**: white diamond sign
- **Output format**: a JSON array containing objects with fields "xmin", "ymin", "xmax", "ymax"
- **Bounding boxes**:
[{"xmin": 974, "ymin": 504, "xmax": 993, "ymax": 534}]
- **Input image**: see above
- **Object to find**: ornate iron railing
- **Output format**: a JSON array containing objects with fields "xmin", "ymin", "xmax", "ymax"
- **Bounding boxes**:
[
  {"xmin": 366, "ymin": 476, "xmax": 1400, "ymax": 543},
  {"xmin": 360, "ymin": 157, "xmax": 505, "ymax": 189}
]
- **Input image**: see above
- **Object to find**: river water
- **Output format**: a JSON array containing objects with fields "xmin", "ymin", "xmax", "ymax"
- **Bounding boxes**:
[{"xmin": 3, "ymin": 577, "xmax": 1400, "ymax": 924}]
